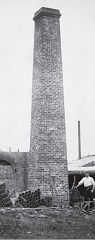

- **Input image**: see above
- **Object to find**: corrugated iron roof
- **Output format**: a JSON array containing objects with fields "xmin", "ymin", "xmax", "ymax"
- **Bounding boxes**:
[{"xmin": 68, "ymin": 155, "xmax": 95, "ymax": 173}]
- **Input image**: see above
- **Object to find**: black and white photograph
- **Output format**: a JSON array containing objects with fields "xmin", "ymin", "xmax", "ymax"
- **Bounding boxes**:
[{"xmin": 0, "ymin": 0, "xmax": 95, "ymax": 239}]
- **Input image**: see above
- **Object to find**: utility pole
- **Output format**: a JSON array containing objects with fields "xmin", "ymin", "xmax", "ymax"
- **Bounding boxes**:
[{"xmin": 78, "ymin": 120, "xmax": 81, "ymax": 159}]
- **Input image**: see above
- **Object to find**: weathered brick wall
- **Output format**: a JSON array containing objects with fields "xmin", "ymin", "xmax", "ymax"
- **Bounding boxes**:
[
  {"xmin": 0, "ymin": 165, "xmax": 16, "ymax": 196},
  {"xmin": 29, "ymin": 7, "xmax": 69, "ymax": 206},
  {"xmin": 0, "ymin": 152, "xmax": 29, "ymax": 196},
  {"xmin": 11, "ymin": 152, "xmax": 29, "ymax": 194}
]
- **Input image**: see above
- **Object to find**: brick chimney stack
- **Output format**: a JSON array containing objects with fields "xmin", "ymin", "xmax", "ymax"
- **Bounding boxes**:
[{"xmin": 29, "ymin": 7, "xmax": 69, "ymax": 206}]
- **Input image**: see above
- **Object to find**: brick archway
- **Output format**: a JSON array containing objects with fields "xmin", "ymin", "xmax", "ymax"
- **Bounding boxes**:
[{"xmin": 0, "ymin": 152, "xmax": 16, "ymax": 170}]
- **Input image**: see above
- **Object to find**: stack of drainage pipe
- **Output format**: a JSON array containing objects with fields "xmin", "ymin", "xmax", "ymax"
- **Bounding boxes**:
[{"xmin": 15, "ymin": 189, "xmax": 41, "ymax": 208}]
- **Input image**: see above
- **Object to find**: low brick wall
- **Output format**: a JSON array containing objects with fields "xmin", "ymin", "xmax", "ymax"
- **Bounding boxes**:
[{"xmin": 0, "ymin": 152, "xmax": 29, "ymax": 196}]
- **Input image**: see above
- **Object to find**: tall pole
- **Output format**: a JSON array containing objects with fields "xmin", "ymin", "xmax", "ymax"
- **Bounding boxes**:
[{"xmin": 78, "ymin": 120, "xmax": 81, "ymax": 159}]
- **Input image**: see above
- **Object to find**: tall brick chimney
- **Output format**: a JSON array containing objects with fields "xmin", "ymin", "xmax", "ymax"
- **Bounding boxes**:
[{"xmin": 29, "ymin": 7, "xmax": 69, "ymax": 206}]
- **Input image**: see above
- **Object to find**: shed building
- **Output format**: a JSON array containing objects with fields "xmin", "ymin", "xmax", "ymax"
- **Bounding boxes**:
[{"xmin": 68, "ymin": 155, "xmax": 95, "ymax": 192}]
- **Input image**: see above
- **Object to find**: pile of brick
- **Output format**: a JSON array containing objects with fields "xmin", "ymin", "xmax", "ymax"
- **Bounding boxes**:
[
  {"xmin": 15, "ymin": 189, "xmax": 41, "ymax": 208},
  {"xmin": 0, "ymin": 182, "xmax": 13, "ymax": 207},
  {"xmin": 41, "ymin": 196, "xmax": 52, "ymax": 207},
  {"xmin": 69, "ymin": 187, "xmax": 83, "ymax": 205}
]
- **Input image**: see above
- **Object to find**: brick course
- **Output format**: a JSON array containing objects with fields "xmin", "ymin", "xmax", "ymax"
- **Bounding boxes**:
[{"xmin": 29, "ymin": 7, "xmax": 69, "ymax": 206}]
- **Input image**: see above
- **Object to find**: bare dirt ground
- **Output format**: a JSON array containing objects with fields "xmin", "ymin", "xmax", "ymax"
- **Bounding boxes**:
[{"xmin": 0, "ymin": 207, "xmax": 95, "ymax": 239}]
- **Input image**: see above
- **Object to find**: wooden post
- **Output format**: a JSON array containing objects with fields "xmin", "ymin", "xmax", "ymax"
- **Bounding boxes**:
[{"xmin": 74, "ymin": 175, "xmax": 76, "ymax": 186}]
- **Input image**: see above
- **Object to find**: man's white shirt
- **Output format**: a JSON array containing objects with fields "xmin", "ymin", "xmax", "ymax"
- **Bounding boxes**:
[{"xmin": 78, "ymin": 176, "xmax": 95, "ymax": 187}]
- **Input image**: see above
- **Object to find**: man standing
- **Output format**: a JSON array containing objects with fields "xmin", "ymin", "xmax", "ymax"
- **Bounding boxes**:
[{"xmin": 76, "ymin": 172, "xmax": 95, "ymax": 209}]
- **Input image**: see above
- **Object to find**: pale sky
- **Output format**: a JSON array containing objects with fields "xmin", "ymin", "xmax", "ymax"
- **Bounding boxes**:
[{"xmin": 0, "ymin": 0, "xmax": 95, "ymax": 161}]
